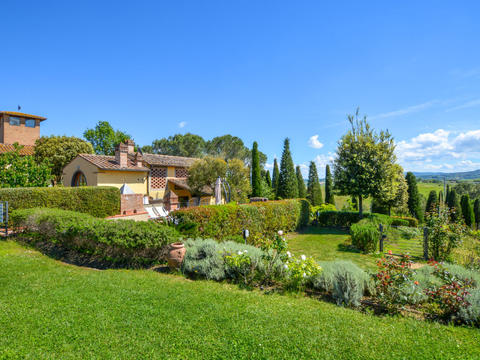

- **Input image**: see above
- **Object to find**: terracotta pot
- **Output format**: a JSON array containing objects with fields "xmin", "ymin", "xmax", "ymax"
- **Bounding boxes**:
[{"xmin": 167, "ymin": 242, "xmax": 186, "ymax": 270}]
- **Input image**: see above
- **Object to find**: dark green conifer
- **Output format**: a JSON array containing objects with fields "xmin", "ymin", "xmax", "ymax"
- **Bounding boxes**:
[
  {"xmin": 461, "ymin": 194, "xmax": 475, "ymax": 227},
  {"xmin": 425, "ymin": 190, "xmax": 438, "ymax": 214},
  {"xmin": 405, "ymin": 172, "xmax": 423, "ymax": 222},
  {"xmin": 325, "ymin": 164, "xmax": 335, "ymax": 205},
  {"xmin": 251, "ymin": 141, "xmax": 261, "ymax": 197},
  {"xmin": 296, "ymin": 166, "xmax": 307, "ymax": 198},
  {"xmin": 272, "ymin": 158, "xmax": 280, "ymax": 198},
  {"xmin": 277, "ymin": 138, "xmax": 298, "ymax": 199},
  {"xmin": 307, "ymin": 161, "xmax": 323, "ymax": 206}
]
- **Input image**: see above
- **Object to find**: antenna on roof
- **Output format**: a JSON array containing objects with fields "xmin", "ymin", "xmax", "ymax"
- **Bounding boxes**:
[{"xmin": 17, "ymin": 105, "xmax": 21, "ymax": 111}]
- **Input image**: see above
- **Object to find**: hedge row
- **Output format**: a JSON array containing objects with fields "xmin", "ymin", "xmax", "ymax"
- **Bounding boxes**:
[
  {"xmin": 0, "ymin": 186, "xmax": 120, "ymax": 218},
  {"xmin": 315, "ymin": 211, "xmax": 418, "ymax": 228},
  {"xmin": 171, "ymin": 199, "xmax": 310, "ymax": 242},
  {"xmin": 11, "ymin": 208, "xmax": 180, "ymax": 266}
]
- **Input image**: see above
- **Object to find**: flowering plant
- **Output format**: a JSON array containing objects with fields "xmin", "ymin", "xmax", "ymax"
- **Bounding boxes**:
[
  {"xmin": 259, "ymin": 231, "xmax": 290, "ymax": 285},
  {"xmin": 284, "ymin": 254, "xmax": 322, "ymax": 290},
  {"xmin": 224, "ymin": 250, "xmax": 256, "ymax": 286},
  {"xmin": 374, "ymin": 252, "xmax": 421, "ymax": 311},
  {"xmin": 425, "ymin": 208, "xmax": 465, "ymax": 261}
]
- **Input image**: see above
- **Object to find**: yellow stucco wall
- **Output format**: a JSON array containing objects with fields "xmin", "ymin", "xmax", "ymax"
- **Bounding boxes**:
[
  {"xmin": 97, "ymin": 171, "xmax": 148, "ymax": 195},
  {"xmin": 62, "ymin": 156, "xmax": 99, "ymax": 187}
]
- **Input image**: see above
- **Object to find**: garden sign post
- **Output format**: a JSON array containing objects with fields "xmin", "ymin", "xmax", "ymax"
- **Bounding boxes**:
[{"xmin": 0, "ymin": 202, "xmax": 8, "ymax": 236}]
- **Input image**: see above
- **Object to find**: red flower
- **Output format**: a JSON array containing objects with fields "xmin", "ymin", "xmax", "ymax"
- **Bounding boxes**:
[{"xmin": 414, "ymin": 281, "xmax": 419, "ymax": 285}]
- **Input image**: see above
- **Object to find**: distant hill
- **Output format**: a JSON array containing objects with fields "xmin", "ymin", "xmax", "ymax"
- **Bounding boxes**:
[{"xmin": 412, "ymin": 169, "xmax": 480, "ymax": 181}]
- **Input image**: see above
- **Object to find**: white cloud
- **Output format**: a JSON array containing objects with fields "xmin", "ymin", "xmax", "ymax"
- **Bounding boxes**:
[
  {"xmin": 313, "ymin": 153, "xmax": 335, "ymax": 177},
  {"xmin": 178, "ymin": 121, "xmax": 187, "ymax": 128},
  {"xmin": 396, "ymin": 128, "xmax": 480, "ymax": 172},
  {"xmin": 308, "ymin": 135, "xmax": 324, "ymax": 149}
]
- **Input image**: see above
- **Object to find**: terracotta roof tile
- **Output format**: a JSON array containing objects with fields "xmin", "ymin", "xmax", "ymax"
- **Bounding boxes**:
[
  {"xmin": 0, "ymin": 111, "xmax": 47, "ymax": 121},
  {"xmin": 142, "ymin": 153, "xmax": 197, "ymax": 167},
  {"xmin": 78, "ymin": 154, "xmax": 149, "ymax": 172},
  {"xmin": 0, "ymin": 144, "xmax": 35, "ymax": 156}
]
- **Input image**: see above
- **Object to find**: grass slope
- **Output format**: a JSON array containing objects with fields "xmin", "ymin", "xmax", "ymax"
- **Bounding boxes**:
[{"xmin": 1, "ymin": 240, "xmax": 479, "ymax": 359}]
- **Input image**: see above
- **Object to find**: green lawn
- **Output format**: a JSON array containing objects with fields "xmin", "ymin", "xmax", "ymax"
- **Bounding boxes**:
[
  {"xmin": 2, "ymin": 240, "xmax": 480, "ymax": 359},
  {"xmin": 417, "ymin": 182, "xmax": 444, "ymax": 198},
  {"xmin": 288, "ymin": 227, "xmax": 380, "ymax": 270}
]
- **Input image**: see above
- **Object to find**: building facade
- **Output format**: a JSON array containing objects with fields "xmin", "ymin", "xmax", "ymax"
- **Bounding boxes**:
[
  {"xmin": 62, "ymin": 140, "xmax": 214, "ymax": 206},
  {"xmin": 0, "ymin": 111, "xmax": 46, "ymax": 155}
]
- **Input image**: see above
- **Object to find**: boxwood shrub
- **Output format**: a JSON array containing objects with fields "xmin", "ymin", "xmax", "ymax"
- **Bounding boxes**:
[
  {"xmin": 0, "ymin": 186, "xmax": 120, "ymax": 218},
  {"xmin": 11, "ymin": 208, "xmax": 180, "ymax": 266},
  {"xmin": 171, "ymin": 199, "xmax": 310, "ymax": 241},
  {"xmin": 350, "ymin": 222, "xmax": 380, "ymax": 253}
]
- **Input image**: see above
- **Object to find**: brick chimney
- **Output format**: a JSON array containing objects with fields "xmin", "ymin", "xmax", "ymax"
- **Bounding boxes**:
[
  {"xmin": 135, "ymin": 152, "xmax": 143, "ymax": 167},
  {"xmin": 115, "ymin": 142, "xmax": 128, "ymax": 168},
  {"xmin": 126, "ymin": 139, "xmax": 135, "ymax": 154}
]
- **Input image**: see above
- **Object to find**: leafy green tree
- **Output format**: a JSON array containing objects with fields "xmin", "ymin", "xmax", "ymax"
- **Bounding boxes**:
[
  {"xmin": 251, "ymin": 141, "xmax": 262, "ymax": 197},
  {"xmin": 140, "ymin": 145, "xmax": 153, "ymax": 153},
  {"xmin": 406, "ymin": 172, "xmax": 423, "ymax": 222},
  {"xmin": 272, "ymin": 158, "xmax": 280, "ymax": 198},
  {"xmin": 460, "ymin": 194, "xmax": 475, "ymax": 227},
  {"xmin": 225, "ymin": 158, "xmax": 252, "ymax": 203},
  {"xmin": 371, "ymin": 164, "xmax": 408, "ymax": 216},
  {"xmin": 151, "ymin": 133, "xmax": 206, "ymax": 158},
  {"xmin": 187, "ymin": 156, "xmax": 227, "ymax": 195},
  {"xmin": 187, "ymin": 157, "xmax": 251, "ymax": 203},
  {"xmin": 325, "ymin": 164, "xmax": 335, "ymax": 205},
  {"xmin": 446, "ymin": 189, "xmax": 462, "ymax": 222},
  {"xmin": 425, "ymin": 190, "xmax": 438, "ymax": 214},
  {"xmin": 0, "ymin": 146, "xmax": 52, "ymax": 187},
  {"xmin": 307, "ymin": 161, "xmax": 323, "ymax": 206},
  {"xmin": 474, "ymin": 199, "xmax": 480, "ymax": 229},
  {"xmin": 206, "ymin": 135, "xmax": 247, "ymax": 161},
  {"xmin": 34, "ymin": 136, "xmax": 94, "ymax": 182},
  {"xmin": 83, "ymin": 121, "xmax": 131, "ymax": 155},
  {"xmin": 296, "ymin": 166, "xmax": 307, "ymax": 198},
  {"xmin": 333, "ymin": 110, "xmax": 396, "ymax": 216},
  {"xmin": 277, "ymin": 138, "xmax": 298, "ymax": 199},
  {"xmin": 265, "ymin": 170, "xmax": 272, "ymax": 188}
]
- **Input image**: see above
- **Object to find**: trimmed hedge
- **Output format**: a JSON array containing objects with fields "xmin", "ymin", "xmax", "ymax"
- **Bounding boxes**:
[
  {"xmin": 11, "ymin": 208, "xmax": 180, "ymax": 266},
  {"xmin": 350, "ymin": 222, "xmax": 380, "ymax": 253},
  {"xmin": 316, "ymin": 211, "xmax": 418, "ymax": 228},
  {"xmin": 171, "ymin": 199, "xmax": 310, "ymax": 242},
  {"xmin": 0, "ymin": 186, "xmax": 120, "ymax": 218}
]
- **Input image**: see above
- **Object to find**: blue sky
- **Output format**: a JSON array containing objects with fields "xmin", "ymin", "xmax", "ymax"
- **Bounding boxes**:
[{"xmin": 2, "ymin": 1, "xmax": 480, "ymax": 176}]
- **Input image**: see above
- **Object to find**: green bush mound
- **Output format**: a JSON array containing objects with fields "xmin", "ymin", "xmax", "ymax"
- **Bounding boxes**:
[
  {"xmin": 313, "ymin": 261, "xmax": 371, "ymax": 307},
  {"xmin": 172, "ymin": 199, "xmax": 310, "ymax": 241},
  {"xmin": 0, "ymin": 186, "xmax": 120, "ymax": 218},
  {"xmin": 350, "ymin": 222, "xmax": 380, "ymax": 253},
  {"xmin": 11, "ymin": 208, "xmax": 180, "ymax": 266}
]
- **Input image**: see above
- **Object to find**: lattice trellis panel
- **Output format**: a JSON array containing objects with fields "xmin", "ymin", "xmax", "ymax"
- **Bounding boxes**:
[
  {"xmin": 175, "ymin": 168, "xmax": 188, "ymax": 178},
  {"xmin": 151, "ymin": 167, "xmax": 167, "ymax": 189}
]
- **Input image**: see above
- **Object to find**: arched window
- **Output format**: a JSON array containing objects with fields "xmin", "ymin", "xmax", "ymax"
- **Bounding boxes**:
[{"xmin": 71, "ymin": 171, "xmax": 87, "ymax": 187}]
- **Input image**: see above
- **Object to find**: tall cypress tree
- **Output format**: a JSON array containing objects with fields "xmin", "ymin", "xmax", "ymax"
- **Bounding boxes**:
[
  {"xmin": 447, "ymin": 189, "xmax": 462, "ymax": 222},
  {"xmin": 277, "ymin": 138, "xmax": 298, "ymax": 199},
  {"xmin": 251, "ymin": 141, "xmax": 261, "ymax": 197},
  {"xmin": 325, "ymin": 164, "xmax": 335, "ymax": 205},
  {"xmin": 406, "ymin": 172, "xmax": 423, "ymax": 222},
  {"xmin": 425, "ymin": 190, "xmax": 438, "ymax": 214},
  {"xmin": 307, "ymin": 161, "xmax": 323, "ymax": 206},
  {"xmin": 272, "ymin": 158, "xmax": 280, "ymax": 198},
  {"xmin": 474, "ymin": 199, "xmax": 480, "ymax": 229},
  {"xmin": 265, "ymin": 170, "xmax": 272, "ymax": 188},
  {"xmin": 438, "ymin": 190, "xmax": 444, "ymax": 207},
  {"xmin": 461, "ymin": 194, "xmax": 475, "ymax": 227},
  {"xmin": 296, "ymin": 165, "xmax": 307, "ymax": 198}
]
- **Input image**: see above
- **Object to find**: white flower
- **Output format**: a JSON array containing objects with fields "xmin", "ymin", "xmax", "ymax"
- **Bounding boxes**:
[
  {"xmin": 237, "ymin": 251, "xmax": 243, "ymax": 255},
  {"xmin": 301, "ymin": 254, "xmax": 307, "ymax": 261},
  {"xmin": 286, "ymin": 251, "xmax": 292, "ymax": 258},
  {"xmin": 243, "ymin": 250, "xmax": 248, "ymax": 254},
  {"xmin": 284, "ymin": 264, "xmax": 289, "ymax": 270},
  {"xmin": 278, "ymin": 230, "xmax": 284, "ymax": 236},
  {"xmin": 302, "ymin": 272, "xmax": 307, "ymax": 278}
]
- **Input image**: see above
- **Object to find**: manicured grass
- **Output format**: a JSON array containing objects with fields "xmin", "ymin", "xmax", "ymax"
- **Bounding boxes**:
[
  {"xmin": 287, "ymin": 227, "xmax": 379, "ymax": 270},
  {"xmin": 417, "ymin": 182, "xmax": 444, "ymax": 198},
  {"xmin": 1, "ymin": 240, "xmax": 480, "ymax": 359}
]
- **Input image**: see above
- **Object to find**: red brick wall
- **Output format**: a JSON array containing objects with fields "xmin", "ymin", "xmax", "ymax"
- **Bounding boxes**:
[
  {"xmin": 120, "ymin": 194, "xmax": 145, "ymax": 215},
  {"xmin": 1, "ymin": 115, "xmax": 40, "ymax": 146}
]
